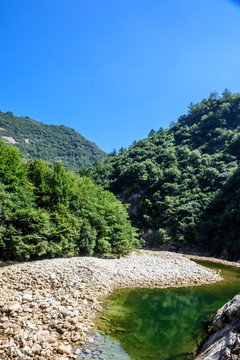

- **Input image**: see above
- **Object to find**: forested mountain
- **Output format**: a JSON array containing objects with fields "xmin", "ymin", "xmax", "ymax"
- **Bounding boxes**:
[
  {"xmin": 0, "ymin": 111, "xmax": 106, "ymax": 171},
  {"xmin": 195, "ymin": 166, "xmax": 240, "ymax": 257},
  {"xmin": 84, "ymin": 90, "xmax": 240, "ymax": 258},
  {"xmin": 0, "ymin": 140, "xmax": 140, "ymax": 260}
]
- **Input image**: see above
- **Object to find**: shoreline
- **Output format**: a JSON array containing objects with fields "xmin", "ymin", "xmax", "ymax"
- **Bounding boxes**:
[
  {"xmin": 0, "ymin": 251, "xmax": 226, "ymax": 359},
  {"xmin": 182, "ymin": 253, "xmax": 240, "ymax": 268}
]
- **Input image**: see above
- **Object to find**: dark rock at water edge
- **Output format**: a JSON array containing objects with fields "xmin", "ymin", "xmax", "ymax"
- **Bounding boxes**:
[{"xmin": 195, "ymin": 293, "xmax": 240, "ymax": 360}]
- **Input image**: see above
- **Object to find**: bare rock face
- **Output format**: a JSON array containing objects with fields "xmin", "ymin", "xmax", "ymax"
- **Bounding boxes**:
[
  {"xmin": 213, "ymin": 294, "xmax": 240, "ymax": 328},
  {"xmin": 195, "ymin": 293, "xmax": 240, "ymax": 360}
]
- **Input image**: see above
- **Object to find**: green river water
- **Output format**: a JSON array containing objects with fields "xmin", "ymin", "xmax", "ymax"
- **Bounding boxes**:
[{"xmin": 78, "ymin": 261, "xmax": 240, "ymax": 360}]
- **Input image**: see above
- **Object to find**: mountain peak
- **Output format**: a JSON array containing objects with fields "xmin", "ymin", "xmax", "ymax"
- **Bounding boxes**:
[{"xmin": 0, "ymin": 111, "xmax": 106, "ymax": 170}]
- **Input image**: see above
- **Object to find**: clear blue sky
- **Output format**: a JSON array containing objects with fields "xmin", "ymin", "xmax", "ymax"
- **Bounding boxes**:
[{"xmin": 0, "ymin": 0, "xmax": 240, "ymax": 153}]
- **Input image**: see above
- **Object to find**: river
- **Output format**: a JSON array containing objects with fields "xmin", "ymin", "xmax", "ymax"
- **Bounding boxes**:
[{"xmin": 77, "ymin": 260, "xmax": 240, "ymax": 360}]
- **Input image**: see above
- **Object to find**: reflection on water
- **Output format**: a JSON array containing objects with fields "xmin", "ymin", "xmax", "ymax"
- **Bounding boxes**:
[{"xmin": 77, "ymin": 261, "xmax": 240, "ymax": 360}]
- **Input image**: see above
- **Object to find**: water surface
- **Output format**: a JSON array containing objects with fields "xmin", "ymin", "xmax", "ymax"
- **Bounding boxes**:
[{"xmin": 78, "ymin": 260, "xmax": 240, "ymax": 360}]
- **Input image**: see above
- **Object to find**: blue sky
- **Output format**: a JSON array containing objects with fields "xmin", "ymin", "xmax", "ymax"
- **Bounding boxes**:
[{"xmin": 0, "ymin": 0, "xmax": 240, "ymax": 153}]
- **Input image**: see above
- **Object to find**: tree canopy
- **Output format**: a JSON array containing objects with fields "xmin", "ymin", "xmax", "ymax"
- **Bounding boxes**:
[
  {"xmin": 0, "ymin": 140, "xmax": 141, "ymax": 260},
  {"xmin": 84, "ymin": 91, "xmax": 240, "ymax": 258}
]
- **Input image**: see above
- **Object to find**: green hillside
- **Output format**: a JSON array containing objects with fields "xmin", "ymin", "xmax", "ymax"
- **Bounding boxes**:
[
  {"xmin": 195, "ymin": 166, "xmax": 240, "ymax": 257},
  {"xmin": 85, "ymin": 90, "xmax": 240, "ymax": 258},
  {"xmin": 0, "ymin": 111, "xmax": 106, "ymax": 171}
]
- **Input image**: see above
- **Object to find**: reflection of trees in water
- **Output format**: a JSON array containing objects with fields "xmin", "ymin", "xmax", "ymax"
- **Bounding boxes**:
[
  {"xmin": 97, "ymin": 277, "xmax": 240, "ymax": 360},
  {"xmin": 97, "ymin": 288, "xmax": 204, "ymax": 359}
]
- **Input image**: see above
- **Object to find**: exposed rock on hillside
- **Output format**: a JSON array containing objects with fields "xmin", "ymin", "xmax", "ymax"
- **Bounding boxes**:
[{"xmin": 0, "ymin": 111, "xmax": 106, "ymax": 171}]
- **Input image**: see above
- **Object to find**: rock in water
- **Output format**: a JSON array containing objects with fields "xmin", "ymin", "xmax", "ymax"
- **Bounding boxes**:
[{"xmin": 195, "ymin": 293, "xmax": 240, "ymax": 360}]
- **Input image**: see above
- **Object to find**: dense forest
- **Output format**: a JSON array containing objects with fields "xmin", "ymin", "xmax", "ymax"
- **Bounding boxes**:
[
  {"xmin": 1, "ymin": 90, "xmax": 240, "ymax": 260},
  {"xmin": 0, "ymin": 111, "xmax": 106, "ymax": 171},
  {"xmin": 0, "ymin": 140, "xmax": 141, "ymax": 260},
  {"xmin": 84, "ymin": 90, "xmax": 240, "ymax": 259},
  {"xmin": 195, "ymin": 166, "xmax": 240, "ymax": 256}
]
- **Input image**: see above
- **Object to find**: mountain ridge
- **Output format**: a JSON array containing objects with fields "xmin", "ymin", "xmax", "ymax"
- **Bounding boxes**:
[{"xmin": 0, "ymin": 111, "xmax": 106, "ymax": 171}]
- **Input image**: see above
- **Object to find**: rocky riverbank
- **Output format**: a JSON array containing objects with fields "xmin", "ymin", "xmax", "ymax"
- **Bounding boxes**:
[
  {"xmin": 0, "ymin": 251, "xmax": 222, "ymax": 360},
  {"xmin": 184, "ymin": 254, "xmax": 240, "ymax": 268},
  {"xmin": 195, "ymin": 293, "xmax": 240, "ymax": 360}
]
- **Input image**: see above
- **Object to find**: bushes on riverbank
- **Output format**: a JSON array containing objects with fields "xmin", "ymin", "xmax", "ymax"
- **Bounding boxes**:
[{"xmin": 0, "ymin": 140, "xmax": 141, "ymax": 260}]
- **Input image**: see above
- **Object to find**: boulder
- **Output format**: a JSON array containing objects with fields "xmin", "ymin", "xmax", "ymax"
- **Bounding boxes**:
[
  {"xmin": 213, "ymin": 294, "xmax": 240, "ymax": 331},
  {"xmin": 195, "ymin": 293, "xmax": 240, "ymax": 360}
]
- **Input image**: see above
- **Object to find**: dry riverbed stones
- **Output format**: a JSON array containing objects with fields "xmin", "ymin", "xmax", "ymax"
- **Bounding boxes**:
[{"xmin": 0, "ymin": 251, "xmax": 221, "ymax": 359}]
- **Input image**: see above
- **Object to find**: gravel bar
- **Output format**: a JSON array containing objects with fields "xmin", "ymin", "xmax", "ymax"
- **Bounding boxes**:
[{"xmin": 0, "ymin": 250, "xmax": 222, "ymax": 359}]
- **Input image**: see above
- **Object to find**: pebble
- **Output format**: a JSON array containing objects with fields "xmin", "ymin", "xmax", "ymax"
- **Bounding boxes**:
[
  {"xmin": 0, "ymin": 316, "xmax": 8, "ymax": 322},
  {"xmin": 58, "ymin": 344, "xmax": 72, "ymax": 355},
  {"xmin": 0, "ymin": 250, "xmax": 221, "ymax": 359},
  {"xmin": 32, "ymin": 344, "xmax": 42, "ymax": 354},
  {"xmin": 9, "ymin": 302, "xmax": 21, "ymax": 312},
  {"xmin": 23, "ymin": 294, "xmax": 33, "ymax": 301}
]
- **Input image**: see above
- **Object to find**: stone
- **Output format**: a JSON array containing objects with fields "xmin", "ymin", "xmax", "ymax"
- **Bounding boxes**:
[
  {"xmin": 221, "ymin": 347, "xmax": 231, "ymax": 359},
  {"xmin": 0, "ymin": 339, "xmax": 14, "ymax": 348},
  {"xmin": 75, "ymin": 323, "xmax": 84, "ymax": 332},
  {"xmin": 26, "ymin": 320, "xmax": 35, "ymax": 329},
  {"xmin": 15, "ymin": 348, "xmax": 25, "ymax": 358},
  {"xmin": 19, "ymin": 338, "xmax": 27, "ymax": 348},
  {"xmin": 84, "ymin": 348, "xmax": 91, "ymax": 354},
  {"xmin": 71, "ymin": 333, "xmax": 81, "ymax": 342},
  {"xmin": 213, "ymin": 294, "xmax": 240, "ymax": 327},
  {"xmin": 22, "ymin": 345, "xmax": 31, "ymax": 355},
  {"xmin": 226, "ymin": 331, "xmax": 237, "ymax": 347},
  {"xmin": 0, "ymin": 316, "xmax": 8, "ymax": 322},
  {"xmin": 232, "ymin": 337, "xmax": 240, "ymax": 354},
  {"xmin": 57, "ymin": 344, "xmax": 72, "ymax": 355},
  {"xmin": 23, "ymin": 306, "xmax": 32, "ymax": 312},
  {"xmin": 1, "ymin": 321, "xmax": 13, "ymax": 329},
  {"xmin": 46, "ymin": 336, "xmax": 57, "ymax": 344},
  {"xmin": 32, "ymin": 343, "xmax": 42, "ymax": 354},
  {"xmin": 22, "ymin": 294, "xmax": 32, "ymax": 301},
  {"xmin": 224, "ymin": 294, "xmax": 240, "ymax": 321},
  {"xmin": 196, "ymin": 294, "xmax": 240, "ymax": 360},
  {"xmin": 87, "ymin": 336, "xmax": 94, "ymax": 343},
  {"xmin": 9, "ymin": 302, "xmax": 21, "ymax": 312},
  {"xmin": 40, "ymin": 302, "xmax": 49, "ymax": 309},
  {"xmin": 213, "ymin": 317, "xmax": 225, "ymax": 331},
  {"xmin": 0, "ymin": 251, "xmax": 226, "ymax": 360}
]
